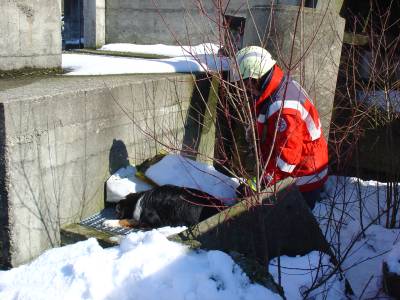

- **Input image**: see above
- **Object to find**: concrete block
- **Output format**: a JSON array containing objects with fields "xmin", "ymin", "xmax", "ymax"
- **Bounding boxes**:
[
  {"xmin": 83, "ymin": 0, "xmax": 105, "ymax": 48},
  {"xmin": 171, "ymin": 182, "xmax": 331, "ymax": 264},
  {"xmin": 0, "ymin": 0, "xmax": 61, "ymax": 71},
  {"xmin": 0, "ymin": 73, "xmax": 207, "ymax": 267}
]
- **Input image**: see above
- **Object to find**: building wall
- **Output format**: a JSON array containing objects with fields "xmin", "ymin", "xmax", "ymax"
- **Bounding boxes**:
[
  {"xmin": 105, "ymin": 0, "xmax": 266, "ymax": 45},
  {"xmin": 0, "ymin": 74, "xmax": 201, "ymax": 266},
  {"xmin": 0, "ymin": 0, "xmax": 61, "ymax": 71},
  {"xmin": 0, "ymin": 72, "xmax": 218, "ymax": 267}
]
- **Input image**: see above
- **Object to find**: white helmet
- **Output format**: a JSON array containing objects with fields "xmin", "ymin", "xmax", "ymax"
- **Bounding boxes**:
[{"xmin": 230, "ymin": 46, "xmax": 276, "ymax": 82}]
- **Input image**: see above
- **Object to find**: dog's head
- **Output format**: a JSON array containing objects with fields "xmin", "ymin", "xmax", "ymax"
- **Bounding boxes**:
[{"xmin": 115, "ymin": 192, "xmax": 143, "ymax": 219}]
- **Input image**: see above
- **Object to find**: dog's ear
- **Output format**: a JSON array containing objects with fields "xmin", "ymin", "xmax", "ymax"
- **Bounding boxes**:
[
  {"xmin": 116, "ymin": 200, "xmax": 130, "ymax": 219},
  {"xmin": 115, "ymin": 192, "xmax": 144, "ymax": 219},
  {"xmin": 116, "ymin": 198, "xmax": 135, "ymax": 219}
]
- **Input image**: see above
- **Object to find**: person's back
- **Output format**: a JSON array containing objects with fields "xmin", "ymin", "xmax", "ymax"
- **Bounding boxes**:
[
  {"xmin": 256, "ymin": 68, "xmax": 328, "ymax": 191},
  {"xmin": 232, "ymin": 46, "xmax": 328, "ymax": 209}
]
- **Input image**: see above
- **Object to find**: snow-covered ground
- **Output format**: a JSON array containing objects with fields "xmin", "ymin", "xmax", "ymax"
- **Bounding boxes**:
[
  {"xmin": 313, "ymin": 176, "xmax": 400, "ymax": 299},
  {"xmin": 12, "ymin": 43, "xmax": 400, "ymax": 299},
  {"xmin": 62, "ymin": 43, "xmax": 229, "ymax": 76},
  {"xmin": 1, "ymin": 173, "xmax": 399, "ymax": 299},
  {"xmin": 0, "ymin": 227, "xmax": 280, "ymax": 300}
]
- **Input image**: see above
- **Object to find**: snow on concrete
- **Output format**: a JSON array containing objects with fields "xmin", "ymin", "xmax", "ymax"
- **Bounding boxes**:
[
  {"xmin": 62, "ymin": 51, "xmax": 228, "ymax": 76},
  {"xmin": 145, "ymin": 154, "xmax": 239, "ymax": 204},
  {"xmin": 99, "ymin": 43, "xmax": 220, "ymax": 58},
  {"xmin": 106, "ymin": 165, "xmax": 153, "ymax": 203},
  {"xmin": 0, "ymin": 229, "xmax": 280, "ymax": 300},
  {"xmin": 62, "ymin": 43, "xmax": 229, "ymax": 75},
  {"xmin": 106, "ymin": 155, "xmax": 239, "ymax": 204}
]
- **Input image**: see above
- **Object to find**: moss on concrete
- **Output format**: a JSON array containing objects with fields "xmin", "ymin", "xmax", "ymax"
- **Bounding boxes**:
[
  {"xmin": 60, "ymin": 224, "xmax": 119, "ymax": 248},
  {"xmin": 0, "ymin": 67, "xmax": 62, "ymax": 79}
]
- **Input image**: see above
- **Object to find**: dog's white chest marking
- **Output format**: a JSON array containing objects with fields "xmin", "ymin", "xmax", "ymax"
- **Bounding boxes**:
[
  {"xmin": 103, "ymin": 195, "xmax": 144, "ymax": 228},
  {"xmin": 133, "ymin": 195, "xmax": 144, "ymax": 221},
  {"xmin": 103, "ymin": 219, "xmax": 121, "ymax": 228}
]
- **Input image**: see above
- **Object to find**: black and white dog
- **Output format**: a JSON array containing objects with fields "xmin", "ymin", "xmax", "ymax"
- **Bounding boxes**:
[{"xmin": 104, "ymin": 185, "xmax": 226, "ymax": 228}]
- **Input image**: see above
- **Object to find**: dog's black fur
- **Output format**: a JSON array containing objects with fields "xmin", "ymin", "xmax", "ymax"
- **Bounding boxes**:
[{"xmin": 116, "ymin": 184, "xmax": 225, "ymax": 228}]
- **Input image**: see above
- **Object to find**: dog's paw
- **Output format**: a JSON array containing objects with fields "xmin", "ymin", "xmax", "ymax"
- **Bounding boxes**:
[{"xmin": 103, "ymin": 219, "xmax": 122, "ymax": 228}]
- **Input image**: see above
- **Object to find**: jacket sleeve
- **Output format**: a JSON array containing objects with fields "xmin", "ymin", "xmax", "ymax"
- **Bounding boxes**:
[{"xmin": 262, "ymin": 112, "xmax": 303, "ymax": 186}]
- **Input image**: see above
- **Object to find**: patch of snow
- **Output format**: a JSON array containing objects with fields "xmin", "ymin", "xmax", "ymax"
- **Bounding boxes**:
[
  {"xmin": 145, "ymin": 154, "xmax": 239, "ymax": 204},
  {"xmin": 106, "ymin": 165, "xmax": 152, "ymax": 203},
  {"xmin": 313, "ymin": 176, "xmax": 400, "ymax": 299},
  {"xmin": 265, "ymin": 176, "xmax": 400, "ymax": 299},
  {"xmin": 269, "ymin": 252, "xmax": 345, "ymax": 300},
  {"xmin": 62, "ymin": 53, "xmax": 229, "ymax": 76},
  {"xmin": 99, "ymin": 43, "xmax": 220, "ymax": 58},
  {"xmin": 0, "ymin": 230, "xmax": 280, "ymax": 300},
  {"xmin": 386, "ymin": 244, "xmax": 400, "ymax": 274}
]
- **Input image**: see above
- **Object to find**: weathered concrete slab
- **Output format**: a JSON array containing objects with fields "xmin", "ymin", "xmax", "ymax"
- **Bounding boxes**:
[
  {"xmin": 170, "ymin": 182, "xmax": 331, "ymax": 264},
  {"xmin": 61, "ymin": 223, "xmax": 118, "ymax": 248},
  {"xmin": 330, "ymin": 108, "xmax": 400, "ymax": 181},
  {"xmin": 0, "ymin": 73, "xmax": 221, "ymax": 267},
  {"xmin": 0, "ymin": 0, "xmax": 61, "ymax": 71}
]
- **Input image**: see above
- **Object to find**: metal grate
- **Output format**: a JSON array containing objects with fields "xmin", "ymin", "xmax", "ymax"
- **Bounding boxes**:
[{"xmin": 80, "ymin": 208, "xmax": 142, "ymax": 236}]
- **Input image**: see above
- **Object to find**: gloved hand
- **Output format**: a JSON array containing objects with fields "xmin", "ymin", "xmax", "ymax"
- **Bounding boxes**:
[{"xmin": 236, "ymin": 178, "xmax": 257, "ymax": 198}]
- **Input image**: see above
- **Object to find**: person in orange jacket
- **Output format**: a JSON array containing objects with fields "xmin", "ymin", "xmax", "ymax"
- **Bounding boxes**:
[{"xmin": 232, "ymin": 46, "xmax": 328, "ymax": 209}]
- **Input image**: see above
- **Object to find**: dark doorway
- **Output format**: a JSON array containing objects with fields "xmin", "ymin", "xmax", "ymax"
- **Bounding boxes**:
[{"xmin": 62, "ymin": 0, "xmax": 84, "ymax": 50}]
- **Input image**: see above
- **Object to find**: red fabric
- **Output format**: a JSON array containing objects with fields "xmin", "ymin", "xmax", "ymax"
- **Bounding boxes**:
[
  {"xmin": 256, "ymin": 65, "xmax": 284, "ymax": 112},
  {"xmin": 255, "ymin": 66, "xmax": 328, "ymax": 192}
]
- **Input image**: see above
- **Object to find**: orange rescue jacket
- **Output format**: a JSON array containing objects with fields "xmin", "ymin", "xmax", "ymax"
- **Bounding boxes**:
[{"xmin": 255, "ymin": 65, "xmax": 328, "ymax": 192}]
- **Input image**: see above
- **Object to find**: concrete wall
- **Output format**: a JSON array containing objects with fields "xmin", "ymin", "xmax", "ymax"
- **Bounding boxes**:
[
  {"xmin": 103, "ymin": 0, "xmax": 322, "ymax": 46},
  {"xmin": 0, "ymin": 74, "xmax": 202, "ymax": 267},
  {"xmin": 104, "ymin": 0, "xmax": 267, "ymax": 45},
  {"xmin": 84, "ymin": 0, "xmax": 105, "ymax": 48},
  {"xmin": 243, "ymin": 5, "xmax": 345, "ymax": 136},
  {"xmin": 0, "ymin": 0, "xmax": 62, "ymax": 71}
]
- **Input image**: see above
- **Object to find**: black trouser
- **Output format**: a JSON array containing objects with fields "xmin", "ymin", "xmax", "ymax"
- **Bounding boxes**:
[{"xmin": 301, "ymin": 187, "xmax": 323, "ymax": 210}]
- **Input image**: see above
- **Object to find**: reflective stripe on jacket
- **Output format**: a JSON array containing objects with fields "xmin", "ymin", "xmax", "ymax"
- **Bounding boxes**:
[{"xmin": 255, "ymin": 65, "xmax": 328, "ymax": 192}]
